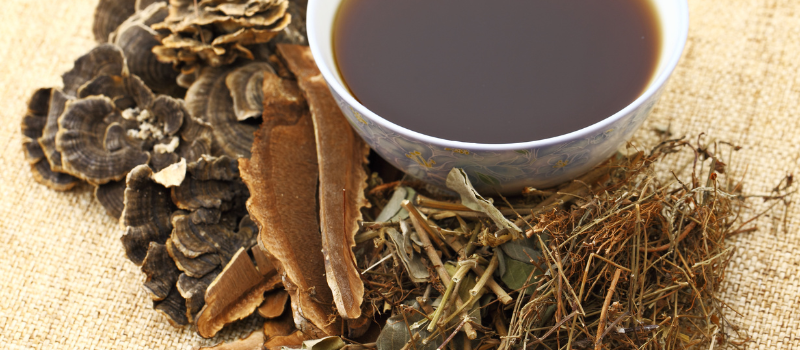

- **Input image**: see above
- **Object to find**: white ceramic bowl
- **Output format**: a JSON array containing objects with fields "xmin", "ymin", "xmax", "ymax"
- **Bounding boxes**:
[{"xmin": 308, "ymin": 0, "xmax": 689, "ymax": 194}]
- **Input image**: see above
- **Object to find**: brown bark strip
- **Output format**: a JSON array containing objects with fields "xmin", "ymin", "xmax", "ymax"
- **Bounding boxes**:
[
  {"xmin": 239, "ymin": 71, "xmax": 339, "ymax": 336},
  {"xmin": 196, "ymin": 248, "xmax": 282, "ymax": 338},
  {"xmin": 278, "ymin": 44, "xmax": 369, "ymax": 320}
]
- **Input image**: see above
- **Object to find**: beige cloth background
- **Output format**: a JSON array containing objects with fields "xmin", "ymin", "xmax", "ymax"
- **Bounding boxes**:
[{"xmin": 0, "ymin": 0, "xmax": 798, "ymax": 349}]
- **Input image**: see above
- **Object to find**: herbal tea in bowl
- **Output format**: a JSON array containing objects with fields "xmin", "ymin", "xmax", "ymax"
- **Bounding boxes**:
[{"xmin": 308, "ymin": 0, "xmax": 689, "ymax": 194}]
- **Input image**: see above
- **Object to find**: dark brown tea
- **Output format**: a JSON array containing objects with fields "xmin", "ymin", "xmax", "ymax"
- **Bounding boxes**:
[{"xmin": 333, "ymin": 0, "xmax": 662, "ymax": 144}]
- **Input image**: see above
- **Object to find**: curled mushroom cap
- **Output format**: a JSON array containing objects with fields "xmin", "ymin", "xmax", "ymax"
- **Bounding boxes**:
[
  {"xmin": 92, "ymin": 0, "xmax": 137, "ymax": 43},
  {"xmin": 62, "ymin": 44, "xmax": 126, "ymax": 97},
  {"xmin": 186, "ymin": 62, "xmax": 274, "ymax": 158},
  {"xmin": 151, "ymin": 0, "xmax": 291, "ymax": 73},
  {"xmin": 111, "ymin": 2, "xmax": 184, "ymax": 97},
  {"xmin": 95, "ymin": 180, "xmax": 127, "ymax": 218},
  {"xmin": 56, "ymin": 96, "xmax": 151, "ymax": 185},
  {"xmin": 21, "ymin": 88, "xmax": 81, "ymax": 191},
  {"xmin": 121, "ymin": 165, "xmax": 174, "ymax": 265}
]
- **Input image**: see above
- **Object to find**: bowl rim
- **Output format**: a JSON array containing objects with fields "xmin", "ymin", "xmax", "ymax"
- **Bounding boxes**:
[{"xmin": 307, "ymin": 0, "xmax": 690, "ymax": 151}]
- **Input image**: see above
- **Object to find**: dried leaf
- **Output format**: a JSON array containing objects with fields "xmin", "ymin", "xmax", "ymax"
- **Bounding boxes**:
[
  {"xmin": 375, "ymin": 186, "xmax": 415, "ymax": 223},
  {"xmin": 499, "ymin": 255, "xmax": 538, "ymax": 295},
  {"xmin": 386, "ymin": 228, "xmax": 429, "ymax": 283},
  {"xmin": 445, "ymin": 168, "xmax": 521, "ymax": 236},
  {"xmin": 278, "ymin": 43, "xmax": 369, "ymax": 320}
]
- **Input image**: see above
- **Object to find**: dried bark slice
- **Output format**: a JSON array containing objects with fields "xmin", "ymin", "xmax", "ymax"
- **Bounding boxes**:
[
  {"xmin": 278, "ymin": 43, "xmax": 370, "ymax": 320},
  {"xmin": 263, "ymin": 307, "xmax": 297, "ymax": 338},
  {"xmin": 141, "ymin": 242, "xmax": 180, "ymax": 301},
  {"xmin": 196, "ymin": 248, "xmax": 282, "ymax": 338},
  {"xmin": 264, "ymin": 331, "xmax": 306, "ymax": 350},
  {"xmin": 95, "ymin": 179, "xmax": 126, "ymax": 219},
  {"xmin": 201, "ymin": 330, "xmax": 266, "ymax": 350},
  {"xmin": 92, "ymin": 0, "xmax": 136, "ymax": 43},
  {"xmin": 239, "ymin": 93, "xmax": 338, "ymax": 336},
  {"xmin": 21, "ymin": 88, "xmax": 80, "ymax": 191},
  {"xmin": 121, "ymin": 165, "xmax": 174, "ymax": 265},
  {"xmin": 257, "ymin": 289, "xmax": 289, "ymax": 319}
]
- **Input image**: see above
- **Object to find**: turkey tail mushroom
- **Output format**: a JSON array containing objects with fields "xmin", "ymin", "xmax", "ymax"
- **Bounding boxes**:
[
  {"xmin": 185, "ymin": 62, "xmax": 275, "ymax": 158},
  {"xmin": 21, "ymin": 88, "xmax": 80, "ymax": 191},
  {"xmin": 111, "ymin": 2, "xmax": 184, "ymax": 97},
  {"xmin": 151, "ymin": 0, "xmax": 291, "ymax": 74},
  {"xmin": 92, "ymin": 0, "xmax": 137, "ymax": 43}
]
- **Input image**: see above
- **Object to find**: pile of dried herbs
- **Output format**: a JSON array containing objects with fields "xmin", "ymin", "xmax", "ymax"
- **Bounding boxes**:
[{"xmin": 206, "ymin": 136, "xmax": 791, "ymax": 350}]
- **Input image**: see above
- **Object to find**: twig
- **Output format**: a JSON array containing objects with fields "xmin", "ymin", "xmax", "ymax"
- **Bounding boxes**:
[{"xmin": 595, "ymin": 268, "xmax": 622, "ymax": 349}]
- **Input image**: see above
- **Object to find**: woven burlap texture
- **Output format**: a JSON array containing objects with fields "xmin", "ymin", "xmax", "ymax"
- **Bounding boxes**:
[{"xmin": 0, "ymin": 0, "xmax": 798, "ymax": 349}]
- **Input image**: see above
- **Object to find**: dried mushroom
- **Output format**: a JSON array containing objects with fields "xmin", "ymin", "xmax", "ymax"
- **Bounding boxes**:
[
  {"xmin": 196, "ymin": 247, "xmax": 281, "ymax": 338},
  {"xmin": 273, "ymin": 0, "xmax": 307, "ymax": 45},
  {"xmin": 239, "ymin": 82, "xmax": 339, "ymax": 336},
  {"xmin": 151, "ymin": 0, "xmax": 291, "ymax": 74},
  {"xmin": 177, "ymin": 268, "xmax": 220, "ymax": 324},
  {"xmin": 155, "ymin": 288, "xmax": 190, "ymax": 326},
  {"xmin": 20, "ymin": 88, "xmax": 80, "ymax": 191},
  {"xmin": 279, "ymin": 44, "xmax": 370, "ymax": 320},
  {"xmin": 110, "ymin": 2, "xmax": 185, "ymax": 97},
  {"xmin": 56, "ymin": 95, "xmax": 151, "ymax": 184},
  {"xmin": 185, "ymin": 62, "xmax": 274, "ymax": 158},
  {"xmin": 121, "ymin": 165, "xmax": 174, "ymax": 265},
  {"xmin": 141, "ymin": 242, "xmax": 181, "ymax": 301},
  {"xmin": 121, "ymin": 154, "xmax": 259, "ymax": 328},
  {"xmin": 95, "ymin": 180, "xmax": 127, "ymax": 218},
  {"xmin": 92, "ymin": 0, "xmax": 137, "ymax": 43}
]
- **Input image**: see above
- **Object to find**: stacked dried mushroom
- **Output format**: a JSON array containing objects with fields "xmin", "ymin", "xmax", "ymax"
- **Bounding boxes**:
[{"xmin": 21, "ymin": 0, "xmax": 313, "ymax": 337}]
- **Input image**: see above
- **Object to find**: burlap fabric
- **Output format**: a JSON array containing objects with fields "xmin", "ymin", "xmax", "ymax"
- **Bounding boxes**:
[{"xmin": 0, "ymin": 0, "xmax": 797, "ymax": 349}]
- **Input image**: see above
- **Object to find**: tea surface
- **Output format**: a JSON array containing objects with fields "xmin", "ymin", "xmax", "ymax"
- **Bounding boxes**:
[{"xmin": 334, "ymin": 0, "xmax": 661, "ymax": 144}]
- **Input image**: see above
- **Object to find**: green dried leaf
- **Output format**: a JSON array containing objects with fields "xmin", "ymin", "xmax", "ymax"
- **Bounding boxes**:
[
  {"xmin": 500, "ymin": 236, "xmax": 544, "ymax": 263},
  {"xmin": 375, "ymin": 186, "xmax": 415, "ymax": 223},
  {"xmin": 501, "ymin": 258, "xmax": 540, "ymax": 295},
  {"xmin": 445, "ymin": 168, "xmax": 521, "ymax": 236},
  {"xmin": 376, "ymin": 311, "xmax": 438, "ymax": 350},
  {"xmin": 387, "ymin": 228, "xmax": 429, "ymax": 283}
]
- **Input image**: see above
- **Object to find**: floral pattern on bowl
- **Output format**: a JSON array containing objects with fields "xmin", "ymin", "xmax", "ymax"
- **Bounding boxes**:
[{"xmin": 328, "ymin": 87, "xmax": 663, "ymax": 194}]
